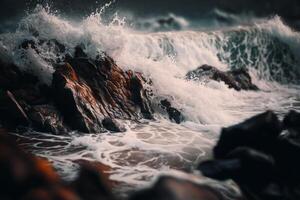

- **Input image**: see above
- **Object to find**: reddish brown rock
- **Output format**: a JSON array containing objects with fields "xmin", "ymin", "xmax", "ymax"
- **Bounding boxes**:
[{"xmin": 53, "ymin": 56, "xmax": 153, "ymax": 133}]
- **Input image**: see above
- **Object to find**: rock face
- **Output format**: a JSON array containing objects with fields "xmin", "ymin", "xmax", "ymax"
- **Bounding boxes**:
[
  {"xmin": 198, "ymin": 110, "xmax": 300, "ymax": 200},
  {"xmin": 0, "ymin": 41, "xmax": 154, "ymax": 133},
  {"xmin": 186, "ymin": 65, "xmax": 259, "ymax": 91}
]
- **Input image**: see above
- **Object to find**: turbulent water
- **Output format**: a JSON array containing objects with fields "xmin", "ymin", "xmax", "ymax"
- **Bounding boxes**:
[{"xmin": 2, "ymin": 4, "xmax": 300, "ymax": 196}]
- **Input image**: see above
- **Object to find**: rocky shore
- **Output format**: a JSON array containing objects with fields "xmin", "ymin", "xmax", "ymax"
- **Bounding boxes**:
[
  {"xmin": 0, "ymin": 38, "xmax": 281, "ymax": 200},
  {"xmin": 2, "ymin": 109, "xmax": 300, "ymax": 200}
]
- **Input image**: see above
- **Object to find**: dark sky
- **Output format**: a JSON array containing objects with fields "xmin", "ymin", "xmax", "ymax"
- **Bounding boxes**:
[{"xmin": 1, "ymin": 0, "xmax": 300, "ymax": 31}]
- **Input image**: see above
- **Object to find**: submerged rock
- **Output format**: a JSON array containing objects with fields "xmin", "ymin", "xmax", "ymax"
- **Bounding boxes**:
[{"xmin": 186, "ymin": 65, "xmax": 258, "ymax": 91}]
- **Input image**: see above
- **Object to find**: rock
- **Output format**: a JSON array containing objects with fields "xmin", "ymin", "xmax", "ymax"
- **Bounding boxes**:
[
  {"xmin": 52, "ymin": 52, "xmax": 154, "ymax": 133},
  {"xmin": 74, "ymin": 45, "xmax": 88, "ymax": 58},
  {"xmin": 198, "ymin": 111, "xmax": 300, "ymax": 200},
  {"xmin": 130, "ymin": 74, "xmax": 154, "ymax": 119},
  {"xmin": 52, "ymin": 62, "xmax": 104, "ymax": 133},
  {"xmin": 186, "ymin": 65, "xmax": 258, "ymax": 91},
  {"xmin": 28, "ymin": 105, "xmax": 69, "ymax": 134},
  {"xmin": 283, "ymin": 110, "xmax": 300, "ymax": 139},
  {"xmin": 213, "ymin": 111, "xmax": 281, "ymax": 159},
  {"xmin": 230, "ymin": 68, "xmax": 259, "ymax": 90},
  {"xmin": 0, "ymin": 129, "xmax": 120, "ymax": 200},
  {"xmin": 0, "ymin": 44, "xmax": 155, "ymax": 133},
  {"xmin": 129, "ymin": 176, "xmax": 233, "ymax": 200},
  {"xmin": 0, "ymin": 129, "xmax": 78, "ymax": 200},
  {"xmin": 72, "ymin": 162, "xmax": 114, "ymax": 200},
  {"xmin": 160, "ymin": 99, "xmax": 184, "ymax": 124},
  {"xmin": 199, "ymin": 148, "xmax": 276, "ymax": 193},
  {"xmin": 0, "ymin": 90, "xmax": 29, "ymax": 128},
  {"xmin": 102, "ymin": 117, "xmax": 126, "ymax": 132}
]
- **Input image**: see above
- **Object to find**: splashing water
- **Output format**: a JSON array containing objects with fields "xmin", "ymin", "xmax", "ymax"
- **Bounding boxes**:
[{"xmin": 2, "ymin": 4, "xmax": 300, "ymax": 195}]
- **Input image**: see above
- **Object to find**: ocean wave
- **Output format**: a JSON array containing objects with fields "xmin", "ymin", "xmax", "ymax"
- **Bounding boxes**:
[{"xmin": 0, "ymin": 5, "xmax": 299, "ymax": 125}]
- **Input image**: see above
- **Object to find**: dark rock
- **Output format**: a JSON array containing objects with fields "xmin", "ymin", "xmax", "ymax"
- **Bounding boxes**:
[
  {"xmin": 0, "ymin": 45, "xmax": 154, "ymax": 133},
  {"xmin": 130, "ymin": 75, "xmax": 154, "ymax": 119},
  {"xmin": 199, "ymin": 148, "xmax": 276, "ymax": 191},
  {"xmin": 230, "ymin": 68, "xmax": 259, "ymax": 90},
  {"xmin": 129, "ymin": 176, "xmax": 237, "ymax": 200},
  {"xmin": 0, "ymin": 90, "xmax": 29, "ymax": 128},
  {"xmin": 28, "ymin": 105, "xmax": 69, "ymax": 134},
  {"xmin": 160, "ymin": 99, "xmax": 184, "ymax": 124},
  {"xmin": 102, "ymin": 117, "xmax": 126, "ymax": 132},
  {"xmin": 0, "ymin": 129, "xmax": 77, "ymax": 200},
  {"xmin": 213, "ymin": 111, "xmax": 281, "ymax": 159},
  {"xmin": 72, "ymin": 163, "xmax": 114, "ymax": 200},
  {"xmin": 74, "ymin": 45, "xmax": 88, "ymax": 58},
  {"xmin": 186, "ymin": 65, "xmax": 258, "ymax": 91},
  {"xmin": 283, "ymin": 110, "xmax": 300, "ymax": 139},
  {"xmin": 52, "ymin": 63, "xmax": 104, "ymax": 133}
]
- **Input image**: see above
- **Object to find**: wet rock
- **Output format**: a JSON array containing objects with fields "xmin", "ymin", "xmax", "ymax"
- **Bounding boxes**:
[
  {"xmin": 130, "ymin": 74, "xmax": 154, "ymax": 119},
  {"xmin": 28, "ymin": 105, "xmax": 69, "ymax": 134},
  {"xmin": 160, "ymin": 99, "xmax": 184, "ymax": 124},
  {"xmin": 213, "ymin": 111, "xmax": 281, "ymax": 159},
  {"xmin": 0, "ymin": 45, "xmax": 154, "ymax": 133},
  {"xmin": 102, "ymin": 117, "xmax": 126, "ymax": 132},
  {"xmin": 230, "ymin": 68, "xmax": 259, "ymax": 90},
  {"xmin": 52, "ymin": 63, "xmax": 104, "ymax": 133},
  {"xmin": 130, "ymin": 176, "xmax": 229, "ymax": 200},
  {"xmin": 186, "ymin": 65, "xmax": 258, "ymax": 91}
]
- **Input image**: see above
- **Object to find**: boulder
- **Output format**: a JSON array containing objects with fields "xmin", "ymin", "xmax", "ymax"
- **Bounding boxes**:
[
  {"xmin": 213, "ymin": 111, "xmax": 281, "ymax": 159},
  {"xmin": 186, "ymin": 65, "xmax": 258, "ymax": 91}
]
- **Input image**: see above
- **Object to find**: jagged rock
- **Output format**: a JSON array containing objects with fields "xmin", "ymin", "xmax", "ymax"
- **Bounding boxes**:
[
  {"xmin": 0, "ymin": 44, "xmax": 154, "ymax": 133},
  {"xmin": 52, "ymin": 52, "xmax": 154, "ymax": 133},
  {"xmin": 160, "ymin": 99, "xmax": 184, "ymax": 124},
  {"xmin": 52, "ymin": 62, "xmax": 104, "ymax": 133},
  {"xmin": 28, "ymin": 105, "xmax": 69, "ymax": 134},
  {"xmin": 129, "ymin": 176, "xmax": 235, "ymax": 200},
  {"xmin": 186, "ymin": 65, "xmax": 258, "ymax": 91},
  {"xmin": 213, "ymin": 111, "xmax": 281, "ymax": 159},
  {"xmin": 102, "ymin": 117, "xmax": 126, "ymax": 132}
]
